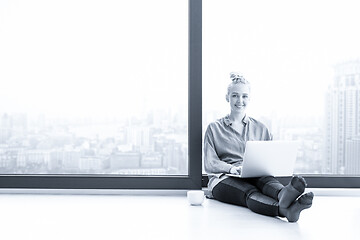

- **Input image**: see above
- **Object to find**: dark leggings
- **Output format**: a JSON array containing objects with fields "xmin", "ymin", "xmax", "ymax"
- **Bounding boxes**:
[{"xmin": 212, "ymin": 176, "xmax": 284, "ymax": 217}]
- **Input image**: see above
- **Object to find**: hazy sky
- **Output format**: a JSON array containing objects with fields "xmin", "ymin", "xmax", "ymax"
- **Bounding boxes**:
[
  {"xmin": 1, "ymin": 0, "xmax": 360, "ymax": 121},
  {"xmin": 0, "ymin": 0, "xmax": 187, "ymax": 118},
  {"xmin": 203, "ymin": 0, "xmax": 360, "ymax": 119}
]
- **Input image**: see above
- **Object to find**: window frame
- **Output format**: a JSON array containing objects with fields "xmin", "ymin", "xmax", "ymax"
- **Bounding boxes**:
[
  {"xmin": 0, "ymin": 0, "xmax": 202, "ymax": 190},
  {"xmin": 1, "ymin": 0, "xmax": 359, "ymax": 190}
]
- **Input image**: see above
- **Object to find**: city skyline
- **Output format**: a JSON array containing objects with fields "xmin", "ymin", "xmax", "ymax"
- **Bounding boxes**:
[{"xmin": 0, "ymin": 109, "xmax": 188, "ymax": 175}]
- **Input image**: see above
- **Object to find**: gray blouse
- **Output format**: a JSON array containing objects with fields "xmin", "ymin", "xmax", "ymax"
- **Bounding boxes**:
[{"xmin": 204, "ymin": 115, "xmax": 272, "ymax": 197}]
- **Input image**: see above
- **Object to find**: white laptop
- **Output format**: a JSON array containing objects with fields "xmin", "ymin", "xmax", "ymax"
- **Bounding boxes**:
[{"xmin": 226, "ymin": 141, "xmax": 299, "ymax": 178}]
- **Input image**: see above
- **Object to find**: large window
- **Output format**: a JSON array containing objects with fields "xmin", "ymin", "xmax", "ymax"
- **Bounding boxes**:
[
  {"xmin": 203, "ymin": 0, "xmax": 360, "ymax": 187},
  {"xmin": 2, "ymin": 0, "xmax": 359, "ymax": 189},
  {"xmin": 0, "ymin": 0, "xmax": 202, "ymax": 189}
]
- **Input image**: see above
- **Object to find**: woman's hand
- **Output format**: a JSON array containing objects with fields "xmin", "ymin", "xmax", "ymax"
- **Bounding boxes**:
[{"xmin": 229, "ymin": 166, "xmax": 242, "ymax": 175}]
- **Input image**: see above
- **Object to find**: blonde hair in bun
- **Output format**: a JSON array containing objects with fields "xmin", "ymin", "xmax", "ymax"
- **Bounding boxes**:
[{"xmin": 229, "ymin": 72, "xmax": 249, "ymax": 85}]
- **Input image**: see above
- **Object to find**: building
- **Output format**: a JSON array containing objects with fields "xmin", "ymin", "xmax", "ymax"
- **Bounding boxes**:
[
  {"xmin": 110, "ymin": 152, "xmax": 141, "ymax": 170},
  {"xmin": 126, "ymin": 126, "xmax": 152, "ymax": 153},
  {"xmin": 345, "ymin": 138, "xmax": 360, "ymax": 175},
  {"xmin": 325, "ymin": 60, "xmax": 360, "ymax": 174},
  {"xmin": 79, "ymin": 156, "xmax": 103, "ymax": 172},
  {"xmin": 48, "ymin": 149, "xmax": 81, "ymax": 173},
  {"xmin": 0, "ymin": 146, "xmax": 20, "ymax": 170},
  {"xmin": 0, "ymin": 114, "xmax": 12, "ymax": 144},
  {"xmin": 140, "ymin": 152, "xmax": 162, "ymax": 168}
]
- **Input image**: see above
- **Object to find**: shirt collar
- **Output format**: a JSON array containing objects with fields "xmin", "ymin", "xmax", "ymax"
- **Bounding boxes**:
[{"xmin": 224, "ymin": 114, "xmax": 249, "ymax": 126}]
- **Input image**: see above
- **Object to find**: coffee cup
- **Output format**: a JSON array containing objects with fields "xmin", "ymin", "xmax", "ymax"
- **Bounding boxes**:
[{"xmin": 187, "ymin": 190, "xmax": 205, "ymax": 205}]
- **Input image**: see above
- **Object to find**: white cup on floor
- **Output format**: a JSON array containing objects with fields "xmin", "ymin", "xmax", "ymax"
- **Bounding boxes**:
[{"xmin": 187, "ymin": 190, "xmax": 205, "ymax": 205}]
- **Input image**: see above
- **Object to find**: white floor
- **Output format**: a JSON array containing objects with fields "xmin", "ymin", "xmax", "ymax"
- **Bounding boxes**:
[{"xmin": 0, "ymin": 189, "xmax": 359, "ymax": 240}]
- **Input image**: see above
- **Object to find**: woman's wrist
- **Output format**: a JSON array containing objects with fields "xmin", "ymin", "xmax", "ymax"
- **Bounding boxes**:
[
  {"xmin": 229, "ymin": 166, "xmax": 238, "ymax": 174},
  {"xmin": 229, "ymin": 166, "xmax": 242, "ymax": 175}
]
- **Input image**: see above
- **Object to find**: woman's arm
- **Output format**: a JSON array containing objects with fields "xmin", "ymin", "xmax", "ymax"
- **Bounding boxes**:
[
  {"xmin": 204, "ymin": 126, "xmax": 233, "ymax": 174},
  {"xmin": 264, "ymin": 127, "xmax": 273, "ymax": 141}
]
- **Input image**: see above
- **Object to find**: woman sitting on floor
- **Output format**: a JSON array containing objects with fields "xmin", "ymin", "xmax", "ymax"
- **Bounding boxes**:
[{"xmin": 204, "ymin": 72, "xmax": 314, "ymax": 222}]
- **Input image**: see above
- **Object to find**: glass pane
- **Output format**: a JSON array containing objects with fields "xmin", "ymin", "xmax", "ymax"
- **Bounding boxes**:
[
  {"xmin": 203, "ymin": 0, "xmax": 360, "ymax": 175},
  {"xmin": 0, "ymin": 0, "xmax": 188, "ymax": 175}
]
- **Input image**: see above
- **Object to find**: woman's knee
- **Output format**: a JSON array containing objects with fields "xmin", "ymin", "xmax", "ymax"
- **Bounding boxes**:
[
  {"xmin": 246, "ymin": 191, "xmax": 279, "ymax": 217},
  {"xmin": 213, "ymin": 180, "xmax": 253, "ymax": 206}
]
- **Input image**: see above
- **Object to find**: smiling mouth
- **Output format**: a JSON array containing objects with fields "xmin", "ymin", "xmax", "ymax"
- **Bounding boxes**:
[{"xmin": 235, "ymin": 105, "xmax": 245, "ymax": 108}]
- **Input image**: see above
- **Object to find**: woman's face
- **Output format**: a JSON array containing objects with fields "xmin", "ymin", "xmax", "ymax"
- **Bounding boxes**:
[{"xmin": 227, "ymin": 83, "xmax": 250, "ymax": 114}]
